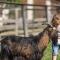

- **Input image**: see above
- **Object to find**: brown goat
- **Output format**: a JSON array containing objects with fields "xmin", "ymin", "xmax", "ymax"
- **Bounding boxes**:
[{"xmin": 1, "ymin": 25, "xmax": 55, "ymax": 60}]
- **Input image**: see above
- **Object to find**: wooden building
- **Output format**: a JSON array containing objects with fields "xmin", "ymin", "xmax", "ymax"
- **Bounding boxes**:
[{"xmin": 20, "ymin": 0, "xmax": 60, "ymax": 5}]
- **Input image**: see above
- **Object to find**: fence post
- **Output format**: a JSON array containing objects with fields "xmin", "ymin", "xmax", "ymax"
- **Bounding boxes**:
[
  {"xmin": 15, "ymin": 8, "xmax": 19, "ymax": 36},
  {"xmin": 2, "ymin": 9, "xmax": 9, "ymax": 20},
  {"xmin": 0, "ymin": 36, "xmax": 1, "ymax": 53},
  {"xmin": 22, "ymin": 5, "xmax": 28, "ymax": 37},
  {"xmin": 27, "ymin": 0, "xmax": 34, "ymax": 21},
  {"xmin": 46, "ymin": 0, "xmax": 52, "ymax": 25}
]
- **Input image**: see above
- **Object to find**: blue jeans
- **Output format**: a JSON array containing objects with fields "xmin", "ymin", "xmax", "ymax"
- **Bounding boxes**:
[{"xmin": 52, "ymin": 44, "xmax": 60, "ymax": 55}]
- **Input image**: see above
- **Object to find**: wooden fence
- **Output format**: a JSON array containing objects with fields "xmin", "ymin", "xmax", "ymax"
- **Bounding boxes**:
[
  {"xmin": 0, "ymin": 18, "xmax": 47, "ymax": 36},
  {"xmin": 0, "ymin": 2, "xmax": 59, "ymax": 36}
]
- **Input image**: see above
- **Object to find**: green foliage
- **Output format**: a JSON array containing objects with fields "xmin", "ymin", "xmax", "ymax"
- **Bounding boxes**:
[
  {"xmin": 41, "ymin": 42, "xmax": 52, "ymax": 60},
  {"xmin": 7, "ymin": 0, "xmax": 21, "ymax": 3},
  {"xmin": 15, "ymin": 0, "xmax": 21, "ymax": 3},
  {"xmin": 42, "ymin": 42, "xmax": 60, "ymax": 60}
]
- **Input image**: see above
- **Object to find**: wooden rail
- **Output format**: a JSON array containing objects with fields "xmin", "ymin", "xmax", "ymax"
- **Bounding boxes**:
[
  {"xmin": 0, "ymin": 28, "xmax": 45, "ymax": 36},
  {"xmin": 0, "ymin": 18, "xmax": 47, "ymax": 36}
]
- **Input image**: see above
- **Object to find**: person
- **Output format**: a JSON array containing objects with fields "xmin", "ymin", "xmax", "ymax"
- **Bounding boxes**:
[{"xmin": 51, "ymin": 7, "xmax": 60, "ymax": 60}]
